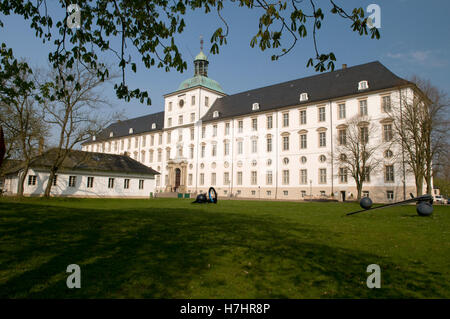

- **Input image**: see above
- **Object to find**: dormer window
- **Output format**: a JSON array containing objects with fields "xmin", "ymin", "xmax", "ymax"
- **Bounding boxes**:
[
  {"xmin": 300, "ymin": 93, "xmax": 308, "ymax": 101},
  {"xmin": 129, "ymin": 128, "xmax": 133, "ymax": 134},
  {"xmin": 109, "ymin": 132, "xmax": 114, "ymax": 137},
  {"xmin": 358, "ymin": 81, "xmax": 369, "ymax": 90},
  {"xmin": 151, "ymin": 123, "xmax": 156, "ymax": 129},
  {"xmin": 252, "ymin": 103, "xmax": 260, "ymax": 111},
  {"xmin": 92, "ymin": 136, "xmax": 96, "ymax": 141},
  {"xmin": 213, "ymin": 111, "xmax": 219, "ymax": 118}
]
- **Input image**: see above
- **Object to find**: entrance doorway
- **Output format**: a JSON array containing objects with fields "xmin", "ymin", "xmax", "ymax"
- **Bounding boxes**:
[
  {"xmin": 175, "ymin": 168, "xmax": 181, "ymax": 192},
  {"xmin": 341, "ymin": 191, "xmax": 346, "ymax": 202}
]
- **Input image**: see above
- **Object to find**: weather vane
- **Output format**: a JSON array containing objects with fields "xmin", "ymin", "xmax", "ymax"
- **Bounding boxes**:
[{"xmin": 200, "ymin": 35, "xmax": 203, "ymax": 51}]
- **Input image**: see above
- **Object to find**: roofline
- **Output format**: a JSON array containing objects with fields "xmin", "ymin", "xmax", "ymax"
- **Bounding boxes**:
[
  {"xmin": 164, "ymin": 84, "xmax": 227, "ymax": 98},
  {"xmin": 201, "ymin": 83, "xmax": 415, "ymax": 124}
]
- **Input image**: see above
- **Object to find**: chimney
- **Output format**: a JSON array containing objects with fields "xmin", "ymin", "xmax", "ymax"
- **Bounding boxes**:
[
  {"xmin": 38, "ymin": 137, "xmax": 44, "ymax": 155},
  {"xmin": 342, "ymin": 64, "xmax": 347, "ymax": 69}
]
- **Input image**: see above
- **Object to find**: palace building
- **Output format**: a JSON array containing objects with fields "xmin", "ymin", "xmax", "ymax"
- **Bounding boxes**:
[{"xmin": 81, "ymin": 51, "xmax": 426, "ymax": 202}]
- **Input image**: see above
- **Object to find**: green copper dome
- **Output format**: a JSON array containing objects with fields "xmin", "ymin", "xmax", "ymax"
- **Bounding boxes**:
[{"xmin": 178, "ymin": 75, "xmax": 224, "ymax": 94}]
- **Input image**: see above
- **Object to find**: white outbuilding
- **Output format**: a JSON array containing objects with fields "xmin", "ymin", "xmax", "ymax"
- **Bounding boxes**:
[{"xmin": 2, "ymin": 149, "xmax": 159, "ymax": 198}]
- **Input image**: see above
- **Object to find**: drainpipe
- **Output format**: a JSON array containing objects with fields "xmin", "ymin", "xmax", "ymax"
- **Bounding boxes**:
[
  {"xmin": 399, "ymin": 88, "xmax": 406, "ymax": 200},
  {"xmin": 275, "ymin": 112, "xmax": 279, "ymax": 199},
  {"xmin": 329, "ymin": 99, "xmax": 334, "ymax": 196}
]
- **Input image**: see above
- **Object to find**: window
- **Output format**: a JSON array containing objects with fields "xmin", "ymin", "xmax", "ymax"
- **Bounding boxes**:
[
  {"xmin": 152, "ymin": 123, "xmax": 156, "ymax": 129},
  {"xmin": 301, "ymin": 156, "xmax": 307, "ymax": 164},
  {"xmin": 28, "ymin": 175, "xmax": 37, "ymax": 186},
  {"xmin": 141, "ymin": 151, "xmax": 146, "ymax": 162},
  {"xmin": 224, "ymin": 172, "xmax": 230, "ymax": 184},
  {"xmin": 283, "ymin": 136, "xmax": 289, "ymax": 151},
  {"xmin": 205, "ymin": 96, "xmax": 209, "ymax": 106},
  {"xmin": 190, "ymin": 145, "xmax": 194, "ymax": 159},
  {"xmin": 225, "ymin": 123, "xmax": 230, "ymax": 135},
  {"xmin": 167, "ymin": 131, "xmax": 171, "ymax": 143},
  {"xmin": 319, "ymin": 168, "xmax": 327, "ymax": 184},
  {"xmin": 211, "ymin": 173, "xmax": 216, "ymax": 186},
  {"xmin": 300, "ymin": 134, "xmax": 307, "ymax": 149},
  {"xmin": 238, "ymin": 120, "xmax": 243, "ymax": 133},
  {"xmin": 190, "ymin": 128, "xmax": 195, "ymax": 141},
  {"xmin": 362, "ymin": 191, "xmax": 370, "ymax": 198},
  {"xmin": 358, "ymin": 80, "xmax": 369, "ymax": 90},
  {"xmin": 300, "ymin": 92, "xmax": 308, "ymax": 101},
  {"xmin": 283, "ymin": 190, "xmax": 289, "ymax": 196},
  {"xmin": 267, "ymin": 136, "xmax": 272, "ymax": 152},
  {"xmin": 202, "ymin": 126, "xmax": 206, "ymax": 138},
  {"xmin": 200, "ymin": 173, "xmax": 205, "ymax": 185},
  {"xmin": 168, "ymin": 101, "xmax": 172, "ymax": 111},
  {"xmin": 252, "ymin": 190, "xmax": 256, "ymax": 196},
  {"xmin": 166, "ymin": 148, "xmax": 171, "ymax": 160},
  {"xmin": 211, "ymin": 144, "xmax": 217, "ymax": 157},
  {"xmin": 190, "ymin": 113, "xmax": 195, "ymax": 122},
  {"xmin": 283, "ymin": 113, "xmax": 289, "ymax": 127},
  {"xmin": 129, "ymin": 128, "xmax": 134, "ymax": 134},
  {"xmin": 213, "ymin": 111, "xmax": 219, "ymax": 118},
  {"xmin": 300, "ymin": 109, "xmax": 307, "ymax": 124},
  {"xmin": 300, "ymin": 169, "xmax": 308, "ymax": 184},
  {"xmin": 385, "ymin": 165, "xmax": 395, "ymax": 182},
  {"xmin": 87, "ymin": 177, "xmax": 94, "ymax": 188},
  {"xmin": 178, "ymin": 146, "xmax": 183, "ymax": 157},
  {"xmin": 251, "ymin": 171, "xmax": 257, "ymax": 185},
  {"xmin": 158, "ymin": 134, "xmax": 162, "ymax": 144},
  {"xmin": 283, "ymin": 157, "xmax": 289, "ymax": 165},
  {"xmin": 68, "ymin": 176, "xmax": 76, "ymax": 187},
  {"xmin": 339, "ymin": 168, "xmax": 348, "ymax": 183},
  {"xmin": 121, "ymin": 140, "xmax": 124, "ymax": 150},
  {"xmin": 127, "ymin": 138, "xmax": 131, "ymax": 149},
  {"xmin": 267, "ymin": 191, "xmax": 272, "ymax": 196},
  {"xmin": 318, "ymin": 107, "xmax": 326, "ymax": 122},
  {"xmin": 191, "ymin": 95, "xmax": 196, "ymax": 105},
  {"xmin": 319, "ymin": 132, "xmax": 326, "ymax": 147},
  {"xmin": 237, "ymin": 171, "xmax": 243, "ymax": 185},
  {"xmin": 338, "ymin": 129, "xmax": 347, "ymax": 145},
  {"xmin": 224, "ymin": 141, "xmax": 230, "ymax": 156},
  {"xmin": 384, "ymin": 149, "xmax": 393, "ymax": 158},
  {"xmin": 360, "ymin": 126, "xmax": 369, "ymax": 144},
  {"xmin": 252, "ymin": 103, "xmax": 260, "ymax": 111},
  {"xmin": 213, "ymin": 125, "xmax": 217, "ymax": 137},
  {"xmin": 359, "ymin": 100, "xmax": 368, "ymax": 116},
  {"xmin": 52, "ymin": 175, "xmax": 58, "ymax": 186},
  {"xmin": 301, "ymin": 190, "xmax": 306, "ymax": 198},
  {"xmin": 139, "ymin": 180, "xmax": 144, "ymax": 189},
  {"xmin": 338, "ymin": 103, "xmax": 346, "ymax": 119},
  {"xmin": 158, "ymin": 150, "xmax": 162, "ymax": 162},
  {"xmin": 282, "ymin": 170, "xmax": 290, "ymax": 185},
  {"xmin": 238, "ymin": 141, "xmax": 243, "ymax": 154},
  {"xmin": 266, "ymin": 171, "xmax": 273, "ymax": 185},
  {"xmin": 252, "ymin": 118, "xmax": 258, "ymax": 131},
  {"xmin": 383, "ymin": 124, "xmax": 393, "ymax": 142},
  {"xmin": 108, "ymin": 178, "xmax": 114, "ymax": 189},
  {"xmin": 382, "ymin": 95, "xmax": 391, "ymax": 112},
  {"xmin": 387, "ymin": 190, "xmax": 394, "ymax": 200},
  {"xmin": 252, "ymin": 140, "xmax": 257, "ymax": 153},
  {"xmin": 178, "ymin": 115, "xmax": 183, "ymax": 125},
  {"xmin": 319, "ymin": 155, "xmax": 326, "ymax": 163},
  {"xmin": 124, "ymin": 179, "xmax": 130, "ymax": 189},
  {"xmin": 149, "ymin": 150, "xmax": 154, "ymax": 163},
  {"xmin": 188, "ymin": 174, "xmax": 193, "ymax": 186},
  {"xmin": 362, "ymin": 167, "xmax": 371, "ymax": 182},
  {"xmin": 267, "ymin": 115, "xmax": 273, "ymax": 129},
  {"xmin": 168, "ymin": 117, "xmax": 172, "ymax": 127},
  {"xmin": 201, "ymin": 145, "xmax": 205, "ymax": 158}
]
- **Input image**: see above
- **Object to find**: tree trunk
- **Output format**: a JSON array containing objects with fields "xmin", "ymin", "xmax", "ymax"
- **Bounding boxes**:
[
  {"xmin": 425, "ymin": 163, "xmax": 433, "ymax": 195},
  {"xmin": 44, "ymin": 168, "xmax": 57, "ymax": 198},
  {"xmin": 415, "ymin": 175, "xmax": 424, "ymax": 197},
  {"xmin": 17, "ymin": 164, "xmax": 30, "ymax": 197}
]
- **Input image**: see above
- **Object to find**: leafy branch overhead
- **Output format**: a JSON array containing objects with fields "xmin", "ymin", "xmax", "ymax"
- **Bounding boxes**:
[{"xmin": 0, "ymin": 0, "xmax": 380, "ymax": 105}]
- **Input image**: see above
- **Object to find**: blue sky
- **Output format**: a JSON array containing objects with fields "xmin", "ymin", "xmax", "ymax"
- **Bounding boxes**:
[{"xmin": 1, "ymin": 0, "xmax": 449, "ymax": 120}]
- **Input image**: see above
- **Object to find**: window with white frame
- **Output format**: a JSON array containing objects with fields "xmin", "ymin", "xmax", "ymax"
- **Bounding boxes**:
[
  {"xmin": 339, "ymin": 167, "xmax": 348, "ymax": 183},
  {"xmin": 300, "ymin": 92, "xmax": 308, "ymax": 101},
  {"xmin": 86, "ymin": 177, "xmax": 93, "ymax": 189},
  {"xmin": 139, "ymin": 180, "xmax": 144, "ymax": 189},
  {"xmin": 266, "ymin": 171, "xmax": 273, "ymax": 185},
  {"xmin": 283, "ymin": 113, "xmax": 289, "ymax": 127},
  {"xmin": 282, "ymin": 170, "xmax": 290, "ymax": 185},
  {"xmin": 251, "ymin": 171, "xmax": 257, "ymax": 185},
  {"xmin": 359, "ymin": 100, "xmax": 368, "ymax": 116},
  {"xmin": 283, "ymin": 136, "xmax": 289, "ymax": 151},
  {"xmin": 300, "ymin": 109, "xmax": 307, "ymax": 124},
  {"xmin": 28, "ymin": 175, "xmax": 37, "ymax": 186},
  {"xmin": 124, "ymin": 179, "xmax": 130, "ymax": 189},
  {"xmin": 252, "ymin": 139, "xmax": 257, "ymax": 153},
  {"xmin": 252, "ymin": 103, "xmax": 260, "ymax": 111},
  {"xmin": 68, "ymin": 176, "xmax": 76, "ymax": 187},
  {"xmin": 358, "ymin": 80, "xmax": 368, "ymax": 90},
  {"xmin": 319, "ymin": 132, "xmax": 326, "ymax": 147},
  {"xmin": 382, "ymin": 95, "xmax": 391, "ymax": 112},
  {"xmin": 386, "ymin": 190, "xmax": 394, "ymax": 200},
  {"xmin": 224, "ymin": 172, "xmax": 230, "ymax": 185},
  {"xmin": 267, "ymin": 115, "xmax": 273, "ymax": 129},
  {"xmin": 225, "ymin": 122, "xmax": 230, "ymax": 135},
  {"xmin": 383, "ymin": 124, "xmax": 393, "ymax": 142},
  {"xmin": 267, "ymin": 136, "xmax": 272, "ymax": 152},
  {"xmin": 238, "ymin": 120, "xmax": 243, "ymax": 133},
  {"xmin": 300, "ymin": 169, "xmax": 308, "ymax": 184},
  {"xmin": 238, "ymin": 141, "xmax": 243, "ymax": 154},
  {"xmin": 237, "ymin": 171, "xmax": 243, "ymax": 185},
  {"xmin": 300, "ymin": 134, "xmax": 307, "ymax": 149},
  {"xmin": 318, "ymin": 107, "xmax": 326, "ymax": 122},
  {"xmin": 252, "ymin": 118, "xmax": 258, "ymax": 131},
  {"xmin": 108, "ymin": 178, "xmax": 114, "ymax": 189},
  {"xmin": 385, "ymin": 165, "xmax": 395, "ymax": 182},
  {"xmin": 319, "ymin": 168, "xmax": 327, "ymax": 184},
  {"xmin": 338, "ymin": 103, "xmax": 346, "ymax": 119}
]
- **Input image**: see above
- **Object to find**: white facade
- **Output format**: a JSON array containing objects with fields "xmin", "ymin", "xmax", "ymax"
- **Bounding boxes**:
[
  {"xmin": 82, "ymin": 61, "xmax": 426, "ymax": 203},
  {"xmin": 3, "ymin": 168, "xmax": 156, "ymax": 198}
]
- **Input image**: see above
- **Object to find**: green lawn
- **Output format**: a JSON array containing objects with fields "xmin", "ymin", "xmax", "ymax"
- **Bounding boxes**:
[{"xmin": 0, "ymin": 197, "xmax": 449, "ymax": 298}]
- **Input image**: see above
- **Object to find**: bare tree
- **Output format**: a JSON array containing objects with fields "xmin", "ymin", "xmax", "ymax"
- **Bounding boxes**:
[
  {"xmin": 0, "ymin": 67, "xmax": 48, "ymax": 196},
  {"xmin": 333, "ymin": 115, "xmax": 382, "ymax": 200},
  {"xmin": 40, "ymin": 61, "xmax": 116, "ymax": 197},
  {"xmin": 390, "ymin": 77, "xmax": 449, "ymax": 196}
]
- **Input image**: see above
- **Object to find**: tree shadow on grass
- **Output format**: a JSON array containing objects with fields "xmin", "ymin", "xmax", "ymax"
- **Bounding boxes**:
[{"xmin": 0, "ymin": 201, "xmax": 448, "ymax": 298}]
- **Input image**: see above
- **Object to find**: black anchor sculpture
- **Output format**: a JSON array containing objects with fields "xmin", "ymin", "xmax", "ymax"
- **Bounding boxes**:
[
  {"xmin": 347, "ymin": 193, "xmax": 433, "ymax": 216},
  {"xmin": 192, "ymin": 187, "xmax": 218, "ymax": 204}
]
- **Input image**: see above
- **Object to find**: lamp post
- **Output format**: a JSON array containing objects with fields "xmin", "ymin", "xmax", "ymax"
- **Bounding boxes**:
[{"xmin": 309, "ymin": 179, "xmax": 312, "ymax": 201}]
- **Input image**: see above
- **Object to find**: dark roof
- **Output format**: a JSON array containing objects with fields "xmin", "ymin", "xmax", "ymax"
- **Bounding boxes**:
[
  {"xmin": 4, "ymin": 149, "xmax": 159, "ymax": 176},
  {"xmin": 0, "ymin": 159, "xmax": 24, "ymax": 177},
  {"xmin": 202, "ymin": 61, "xmax": 411, "ymax": 122},
  {"xmin": 83, "ymin": 111, "xmax": 164, "ymax": 144}
]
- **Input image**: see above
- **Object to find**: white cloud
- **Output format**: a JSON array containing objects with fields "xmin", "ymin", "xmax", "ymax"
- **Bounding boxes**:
[{"xmin": 386, "ymin": 50, "xmax": 447, "ymax": 67}]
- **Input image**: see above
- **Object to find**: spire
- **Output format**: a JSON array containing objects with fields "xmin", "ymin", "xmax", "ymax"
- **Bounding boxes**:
[{"xmin": 194, "ymin": 35, "xmax": 209, "ymax": 77}]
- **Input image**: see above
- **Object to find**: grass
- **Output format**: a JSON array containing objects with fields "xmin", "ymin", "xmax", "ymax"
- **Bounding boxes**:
[{"xmin": 0, "ymin": 197, "xmax": 449, "ymax": 298}]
